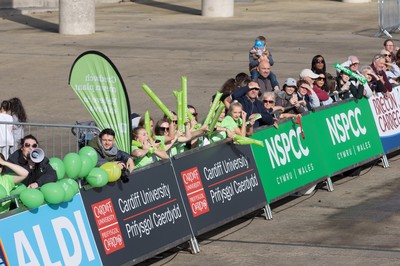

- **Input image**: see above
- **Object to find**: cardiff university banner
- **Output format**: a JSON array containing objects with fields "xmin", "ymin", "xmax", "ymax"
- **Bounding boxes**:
[
  {"xmin": 68, "ymin": 51, "xmax": 131, "ymax": 153},
  {"xmin": 368, "ymin": 89, "xmax": 400, "ymax": 154}
]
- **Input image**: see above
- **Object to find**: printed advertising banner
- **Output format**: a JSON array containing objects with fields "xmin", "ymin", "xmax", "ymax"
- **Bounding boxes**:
[
  {"xmin": 251, "ymin": 115, "xmax": 328, "ymax": 203},
  {"xmin": 68, "ymin": 51, "xmax": 132, "ymax": 153},
  {"xmin": 313, "ymin": 99, "xmax": 384, "ymax": 175},
  {"xmin": 80, "ymin": 161, "xmax": 193, "ymax": 265},
  {"xmin": 171, "ymin": 142, "xmax": 266, "ymax": 236},
  {"xmin": 368, "ymin": 89, "xmax": 400, "ymax": 154},
  {"xmin": 0, "ymin": 194, "xmax": 101, "ymax": 266}
]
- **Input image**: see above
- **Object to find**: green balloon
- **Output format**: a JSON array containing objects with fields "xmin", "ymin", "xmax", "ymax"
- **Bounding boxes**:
[
  {"xmin": 10, "ymin": 184, "xmax": 27, "ymax": 196},
  {"xmin": 79, "ymin": 146, "xmax": 98, "ymax": 168},
  {"xmin": 63, "ymin": 152, "xmax": 82, "ymax": 179},
  {"xmin": 0, "ymin": 184, "xmax": 7, "ymax": 199},
  {"xmin": 100, "ymin": 162, "xmax": 121, "ymax": 182},
  {"xmin": 58, "ymin": 181, "xmax": 76, "ymax": 202},
  {"xmin": 86, "ymin": 168, "xmax": 109, "ymax": 188},
  {"xmin": 78, "ymin": 154, "xmax": 94, "ymax": 179},
  {"xmin": 49, "ymin": 157, "xmax": 66, "ymax": 180},
  {"xmin": 20, "ymin": 188, "xmax": 44, "ymax": 209},
  {"xmin": 58, "ymin": 178, "xmax": 79, "ymax": 194},
  {"xmin": 40, "ymin": 182, "xmax": 65, "ymax": 205}
]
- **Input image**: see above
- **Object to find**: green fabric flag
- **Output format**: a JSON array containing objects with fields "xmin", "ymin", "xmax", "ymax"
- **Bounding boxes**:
[{"xmin": 68, "ymin": 51, "xmax": 131, "ymax": 153}]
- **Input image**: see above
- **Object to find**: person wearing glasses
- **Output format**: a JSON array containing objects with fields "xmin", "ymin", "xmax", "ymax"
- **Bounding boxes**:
[
  {"xmin": 339, "ymin": 56, "xmax": 373, "ymax": 99},
  {"xmin": 370, "ymin": 54, "xmax": 392, "ymax": 96},
  {"xmin": 311, "ymin": 55, "xmax": 335, "ymax": 94},
  {"xmin": 4, "ymin": 134, "xmax": 57, "ymax": 188},
  {"xmin": 300, "ymin": 69, "xmax": 333, "ymax": 106},
  {"xmin": 224, "ymin": 80, "xmax": 274, "ymax": 128},
  {"xmin": 380, "ymin": 49, "xmax": 400, "ymax": 87}
]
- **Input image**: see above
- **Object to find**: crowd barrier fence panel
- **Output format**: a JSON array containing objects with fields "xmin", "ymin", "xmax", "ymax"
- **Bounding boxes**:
[
  {"xmin": 79, "ymin": 160, "xmax": 195, "ymax": 265},
  {"xmin": 0, "ymin": 194, "xmax": 102, "ymax": 265},
  {"xmin": 377, "ymin": 0, "xmax": 400, "ymax": 37},
  {"xmin": 170, "ymin": 140, "xmax": 267, "ymax": 236},
  {"xmin": 367, "ymin": 88, "xmax": 400, "ymax": 161},
  {"xmin": 0, "ymin": 121, "xmax": 100, "ymax": 159},
  {"xmin": 251, "ymin": 111, "xmax": 330, "ymax": 205},
  {"xmin": 311, "ymin": 98, "xmax": 385, "ymax": 176}
]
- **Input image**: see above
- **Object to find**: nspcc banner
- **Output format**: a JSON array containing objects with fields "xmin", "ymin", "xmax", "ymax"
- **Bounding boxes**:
[
  {"xmin": 315, "ymin": 99, "xmax": 384, "ymax": 175},
  {"xmin": 80, "ymin": 161, "xmax": 193, "ymax": 265},
  {"xmin": 251, "ymin": 115, "xmax": 328, "ymax": 203},
  {"xmin": 171, "ymin": 142, "xmax": 266, "ymax": 236},
  {"xmin": 368, "ymin": 89, "xmax": 400, "ymax": 153},
  {"xmin": 69, "ymin": 51, "xmax": 131, "ymax": 153},
  {"xmin": 0, "ymin": 194, "xmax": 101, "ymax": 266}
]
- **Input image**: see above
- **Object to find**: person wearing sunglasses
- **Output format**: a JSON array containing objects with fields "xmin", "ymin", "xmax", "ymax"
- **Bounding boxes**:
[
  {"xmin": 3, "ymin": 134, "xmax": 57, "ymax": 189},
  {"xmin": 380, "ymin": 49, "xmax": 400, "ymax": 87},
  {"xmin": 224, "ymin": 80, "xmax": 274, "ymax": 128}
]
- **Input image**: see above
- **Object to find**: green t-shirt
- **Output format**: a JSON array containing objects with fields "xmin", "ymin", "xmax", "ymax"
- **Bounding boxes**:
[
  {"xmin": 220, "ymin": 116, "xmax": 243, "ymax": 132},
  {"xmin": 208, "ymin": 121, "xmax": 227, "ymax": 143},
  {"xmin": 0, "ymin": 174, "xmax": 15, "ymax": 214},
  {"xmin": 131, "ymin": 145, "xmax": 155, "ymax": 169}
]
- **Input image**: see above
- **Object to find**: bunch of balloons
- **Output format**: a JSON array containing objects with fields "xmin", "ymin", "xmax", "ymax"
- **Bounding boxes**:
[{"xmin": 15, "ymin": 146, "xmax": 123, "ymax": 209}]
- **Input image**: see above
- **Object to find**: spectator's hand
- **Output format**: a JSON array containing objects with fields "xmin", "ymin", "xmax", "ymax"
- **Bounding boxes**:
[
  {"xmin": 126, "ymin": 158, "xmax": 134, "ymax": 173},
  {"xmin": 28, "ymin": 182, "xmax": 39, "ymax": 189},
  {"xmin": 241, "ymin": 110, "xmax": 247, "ymax": 121},
  {"xmin": 226, "ymin": 129, "xmax": 235, "ymax": 139}
]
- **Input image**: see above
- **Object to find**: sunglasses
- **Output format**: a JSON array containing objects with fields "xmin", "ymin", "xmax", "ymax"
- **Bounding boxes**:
[
  {"xmin": 316, "ymin": 77, "xmax": 325, "ymax": 81},
  {"xmin": 384, "ymin": 54, "xmax": 391, "ymax": 57},
  {"xmin": 263, "ymin": 100, "xmax": 275, "ymax": 104},
  {"xmin": 191, "ymin": 113, "xmax": 198, "ymax": 117},
  {"xmin": 249, "ymin": 87, "xmax": 260, "ymax": 91},
  {"xmin": 24, "ymin": 143, "xmax": 38, "ymax": 148},
  {"xmin": 316, "ymin": 59, "xmax": 325, "ymax": 63},
  {"xmin": 160, "ymin": 126, "xmax": 169, "ymax": 131}
]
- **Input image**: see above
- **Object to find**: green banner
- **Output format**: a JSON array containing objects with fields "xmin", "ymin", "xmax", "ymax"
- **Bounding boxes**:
[
  {"xmin": 68, "ymin": 51, "xmax": 131, "ymax": 153},
  {"xmin": 251, "ymin": 115, "xmax": 328, "ymax": 203},
  {"xmin": 312, "ymin": 99, "xmax": 384, "ymax": 175}
]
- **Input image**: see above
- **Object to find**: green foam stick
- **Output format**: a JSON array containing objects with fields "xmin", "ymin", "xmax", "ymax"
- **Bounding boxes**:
[
  {"xmin": 208, "ymin": 102, "xmax": 225, "ymax": 132},
  {"xmin": 334, "ymin": 62, "xmax": 367, "ymax": 84},
  {"xmin": 142, "ymin": 83, "xmax": 174, "ymax": 120},
  {"xmin": 204, "ymin": 92, "xmax": 223, "ymax": 126},
  {"xmin": 233, "ymin": 134, "xmax": 264, "ymax": 147}
]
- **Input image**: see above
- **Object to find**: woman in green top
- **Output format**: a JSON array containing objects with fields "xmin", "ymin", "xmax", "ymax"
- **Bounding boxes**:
[
  {"xmin": 131, "ymin": 127, "xmax": 169, "ymax": 169},
  {"xmin": 0, "ymin": 153, "xmax": 29, "ymax": 213}
]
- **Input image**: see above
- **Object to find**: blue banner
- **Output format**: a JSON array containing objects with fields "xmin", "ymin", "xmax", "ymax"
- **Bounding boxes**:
[{"xmin": 0, "ymin": 194, "xmax": 101, "ymax": 266}]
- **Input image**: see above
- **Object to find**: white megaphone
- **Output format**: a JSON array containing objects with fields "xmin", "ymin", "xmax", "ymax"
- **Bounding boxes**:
[{"xmin": 30, "ymin": 148, "xmax": 45, "ymax": 163}]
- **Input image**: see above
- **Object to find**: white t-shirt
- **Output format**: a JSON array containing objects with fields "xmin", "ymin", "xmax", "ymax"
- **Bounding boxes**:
[{"xmin": 0, "ymin": 113, "xmax": 14, "ymax": 146}]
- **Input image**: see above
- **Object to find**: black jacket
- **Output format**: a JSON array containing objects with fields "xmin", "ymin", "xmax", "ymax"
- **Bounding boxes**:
[{"xmin": 4, "ymin": 150, "xmax": 57, "ymax": 186}]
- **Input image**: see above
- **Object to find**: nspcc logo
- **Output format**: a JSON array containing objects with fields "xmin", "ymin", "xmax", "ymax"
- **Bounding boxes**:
[{"xmin": 326, "ymin": 107, "xmax": 366, "ymax": 145}]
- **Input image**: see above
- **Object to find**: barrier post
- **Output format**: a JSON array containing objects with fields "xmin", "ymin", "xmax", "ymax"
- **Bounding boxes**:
[{"xmin": 264, "ymin": 204, "xmax": 273, "ymax": 220}]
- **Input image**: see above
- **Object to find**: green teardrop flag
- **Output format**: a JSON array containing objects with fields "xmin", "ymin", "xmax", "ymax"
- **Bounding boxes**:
[{"xmin": 69, "ymin": 51, "xmax": 132, "ymax": 153}]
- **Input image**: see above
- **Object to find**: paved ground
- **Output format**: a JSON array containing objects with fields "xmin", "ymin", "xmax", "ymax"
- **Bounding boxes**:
[{"xmin": 1, "ymin": 0, "xmax": 400, "ymax": 265}]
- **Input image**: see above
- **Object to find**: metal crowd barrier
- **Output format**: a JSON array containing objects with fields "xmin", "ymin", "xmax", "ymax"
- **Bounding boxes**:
[
  {"xmin": 377, "ymin": 0, "xmax": 400, "ymax": 37},
  {"xmin": 0, "ymin": 121, "xmax": 101, "ymax": 159}
]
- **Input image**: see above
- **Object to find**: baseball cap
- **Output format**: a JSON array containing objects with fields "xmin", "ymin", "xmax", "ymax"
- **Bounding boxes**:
[
  {"xmin": 299, "ymin": 69, "xmax": 319, "ymax": 79},
  {"xmin": 283, "ymin": 78, "xmax": 297, "ymax": 88}
]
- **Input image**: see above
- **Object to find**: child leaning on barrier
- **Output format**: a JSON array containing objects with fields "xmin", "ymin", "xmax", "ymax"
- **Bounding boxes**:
[
  {"xmin": 0, "ymin": 153, "xmax": 29, "ymax": 213},
  {"xmin": 131, "ymin": 126, "xmax": 169, "ymax": 169}
]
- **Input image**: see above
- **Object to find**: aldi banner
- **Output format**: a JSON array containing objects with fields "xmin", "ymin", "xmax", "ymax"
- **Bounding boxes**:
[
  {"xmin": 251, "ymin": 115, "xmax": 328, "ymax": 203},
  {"xmin": 0, "ymin": 194, "xmax": 101, "ymax": 266},
  {"xmin": 80, "ymin": 161, "xmax": 193, "ymax": 265},
  {"xmin": 69, "ymin": 51, "xmax": 131, "ymax": 153},
  {"xmin": 368, "ymin": 89, "xmax": 400, "ymax": 154},
  {"xmin": 314, "ymin": 98, "xmax": 384, "ymax": 175},
  {"xmin": 171, "ymin": 141, "xmax": 266, "ymax": 236}
]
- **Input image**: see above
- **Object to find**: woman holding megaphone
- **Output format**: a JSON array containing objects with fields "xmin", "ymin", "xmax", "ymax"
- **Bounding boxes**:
[{"xmin": 3, "ymin": 134, "xmax": 57, "ymax": 188}]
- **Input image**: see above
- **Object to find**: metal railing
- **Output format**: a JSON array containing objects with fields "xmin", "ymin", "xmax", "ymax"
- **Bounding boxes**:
[
  {"xmin": 377, "ymin": 0, "xmax": 400, "ymax": 37},
  {"xmin": 0, "ymin": 121, "xmax": 101, "ymax": 159}
]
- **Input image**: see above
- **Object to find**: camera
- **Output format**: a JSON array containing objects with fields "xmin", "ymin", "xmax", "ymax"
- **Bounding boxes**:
[{"xmin": 120, "ymin": 168, "xmax": 130, "ymax": 183}]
